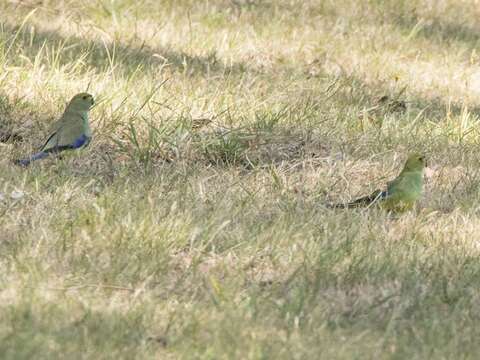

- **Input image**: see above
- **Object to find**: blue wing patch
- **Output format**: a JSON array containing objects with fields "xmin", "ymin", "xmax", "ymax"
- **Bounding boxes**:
[
  {"xmin": 14, "ymin": 135, "xmax": 91, "ymax": 166},
  {"xmin": 71, "ymin": 134, "xmax": 90, "ymax": 149},
  {"xmin": 44, "ymin": 134, "xmax": 91, "ymax": 153}
]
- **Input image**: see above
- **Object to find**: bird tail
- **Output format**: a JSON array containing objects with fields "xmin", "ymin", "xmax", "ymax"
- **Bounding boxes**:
[
  {"xmin": 328, "ymin": 190, "xmax": 387, "ymax": 209},
  {"xmin": 13, "ymin": 151, "xmax": 49, "ymax": 166}
]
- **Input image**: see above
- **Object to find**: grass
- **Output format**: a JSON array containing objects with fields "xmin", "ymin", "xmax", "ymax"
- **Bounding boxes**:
[{"xmin": 2, "ymin": 0, "xmax": 480, "ymax": 358}]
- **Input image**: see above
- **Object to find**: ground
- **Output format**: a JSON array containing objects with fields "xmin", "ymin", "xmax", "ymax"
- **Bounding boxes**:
[{"xmin": 2, "ymin": 0, "xmax": 480, "ymax": 358}]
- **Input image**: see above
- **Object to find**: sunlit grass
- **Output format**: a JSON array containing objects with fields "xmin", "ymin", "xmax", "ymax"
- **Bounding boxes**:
[{"xmin": 2, "ymin": 0, "xmax": 480, "ymax": 358}]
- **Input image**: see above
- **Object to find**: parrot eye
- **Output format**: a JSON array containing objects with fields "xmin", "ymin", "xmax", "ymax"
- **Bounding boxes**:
[{"xmin": 83, "ymin": 95, "xmax": 89, "ymax": 100}]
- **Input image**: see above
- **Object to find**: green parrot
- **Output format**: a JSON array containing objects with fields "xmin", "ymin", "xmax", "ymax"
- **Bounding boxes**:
[
  {"xmin": 329, "ymin": 153, "xmax": 426, "ymax": 212},
  {"xmin": 14, "ymin": 93, "xmax": 94, "ymax": 166}
]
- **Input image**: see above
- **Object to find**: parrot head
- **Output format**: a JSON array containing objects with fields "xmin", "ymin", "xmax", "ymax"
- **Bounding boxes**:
[
  {"xmin": 67, "ymin": 93, "xmax": 95, "ymax": 112},
  {"xmin": 403, "ymin": 153, "xmax": 426, "ymax": 172}
]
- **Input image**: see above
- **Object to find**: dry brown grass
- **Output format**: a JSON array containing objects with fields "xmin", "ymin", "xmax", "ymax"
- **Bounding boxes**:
[{"xmin": 2, "ymin": 0, "xmax": 480, "ymax": 358}]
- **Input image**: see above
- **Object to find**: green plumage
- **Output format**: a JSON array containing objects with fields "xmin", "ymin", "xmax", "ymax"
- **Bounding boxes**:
[
  {"xmin": 13, "ymin": 92, "xmax": 94, "ymax": 166},
  {"xmin": 330, "ymin": 153, "xmax": 426, "ymax": 212},
  {"xmin": 41, "ymin": 93, "xmax": 93, "ymax": 151},
  {"xmin": 381, "ymin": 156, "xmax": 424, "ymax": 211}
]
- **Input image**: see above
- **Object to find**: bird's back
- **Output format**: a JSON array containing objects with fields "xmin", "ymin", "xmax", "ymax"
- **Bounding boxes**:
[
  {"xmin": 41, "ymin": 111, "xmax": 89, "ymax": 151},
  {"xmin": 384, "ymin": 170, "xmax": 423, "ymax": 211}
]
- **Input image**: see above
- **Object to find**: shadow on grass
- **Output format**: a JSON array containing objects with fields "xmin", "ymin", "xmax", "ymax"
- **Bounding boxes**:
[
  {"xmin": 1, "ymin": 22, "xmax": 252, "ymax": 78},
  {"xmin": 378, "ymin": 2, "xmax": 480, "ymax": 48},
  {"xmin": 4, "ymin": 8, "xmax": 480, "ymax": 172},
  {"xmin": 0, "ymin": 301, "xmax": 149, "ymax": 357}
]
